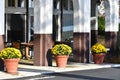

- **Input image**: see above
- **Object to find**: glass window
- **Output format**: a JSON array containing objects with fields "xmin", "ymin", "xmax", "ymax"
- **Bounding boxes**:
[
  {"xmin": 63, "ymin": 0, "xmax": 73, "ymax": 11},
  {"xmin": 29, "ymin": 16, "xmax": 34, "ymax": 41},
  {"xmin": 70, "ymin": 0, "xmax": 73, "ymax": 10},
  {"xmin": 53, "ymin": 0, "xmax": 73, "ymax": 42},
  {"xmin": 18, "ymin": 0, "xmax": 25, "ymax": 7},
  {"xmin": 29, "ymin": 0, "xmax": 34, "ymax": 8},
  {"xmin": 53, "ymin": 0, "xmax": 73, "ymax": 10},
  {"xmin": 63, "ymin": 0, "xmax": 68, "ymax": 10},
  {"xmin": 53, "ymin": 0, "xmax": 60, "ymax": 9},
  {"xmin": 5, "ymin": 14, "xmax": 25, "ymax": 42},
  {"xmin": 8, "ymin": 0, "xmax": 15, "ymax": 7},
  {"xmin": 6, "ymin": 0, "xmax": 26, "ymax": 8}
]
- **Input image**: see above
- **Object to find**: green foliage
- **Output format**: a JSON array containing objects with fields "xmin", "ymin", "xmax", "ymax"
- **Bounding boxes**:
[
  {"xmin": 0, "ymin": 47, "xmax": 22, "ymax": 59},
  {"xmin": 91, "ymin": 43, "xmax": 107, "ymax": 54},
  {"xmin": 98, "ymin": 17, "xmax": 105, "ymax": 35},
  {"xmin": 51, "ymin": 44, "xmax": 72, "ymax": 56}
]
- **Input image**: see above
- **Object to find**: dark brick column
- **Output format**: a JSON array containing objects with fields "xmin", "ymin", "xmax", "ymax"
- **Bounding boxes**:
[
  {"xmin": 105, "ymin": 32, "xmax": 118, "ymax": 62},
  {"xmin": 34, "ymin": 34, "xmax": 53, "ymax": 66},
  {"xmin": 73, "ymin": 33, "xmax": 90, "ymax": 63}
]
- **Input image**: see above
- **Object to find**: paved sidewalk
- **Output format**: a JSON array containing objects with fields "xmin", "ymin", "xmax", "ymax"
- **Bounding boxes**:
[{"xmin": 0, "ymin": 62, "xmax": 120, "ymax": 80}]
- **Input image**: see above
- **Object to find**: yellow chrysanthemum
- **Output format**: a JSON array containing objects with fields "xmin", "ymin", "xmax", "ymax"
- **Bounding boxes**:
[
  {"xmin": 91, "ymin": 43, "xmax": 107, "ymax": 54},
  {"xmin": 0, "ymin": 47, "xmax": 22, "ymax": 59},
  {"xmin": 52, "ymin": 44, "xmax": 72, "ymax": 56}
]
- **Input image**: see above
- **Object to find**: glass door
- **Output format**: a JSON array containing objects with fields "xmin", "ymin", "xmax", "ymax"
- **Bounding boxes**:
[
  {"xmin": 5, "ymin": 14, "xmax": 25, "ymax": 42},
  {"xmin": 5, "ymin": 0, "xmax": 32, "ymax": 42}
]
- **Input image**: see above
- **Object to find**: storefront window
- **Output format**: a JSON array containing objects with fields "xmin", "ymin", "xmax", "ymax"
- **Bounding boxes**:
[
  {"xmin": 70, "ymin": 0, "xmax": 73, "ymax": 10},
  {"xmin": 53, "ymin": 0, "xmax": 73, "ymax": 41},
  {"xmin": 29, "ymin": 16, "xmax": 34, "ymax": 41},
  {"xmin": 63, "ymin": 0, "xmax": 68, "ymax": 10},
  {"xmin": 29, "ymin": 0, "xmax": 34, "ymax": 8},
  {"xmin": 18, "ymin": 0, "xmax": 25, "ymax": 7},
  {"xmin": 63, "ymin": 0, "xmax": 73, "ymax": 11},
  {"xmin": 8, "ymin": 0, "xmax": 15, "ymax": 7},
  {"xmin": 53, "ymin": 0, "xmax": 73, "ymax": 10},
  {"xmin": 5, "ymin": 14, "xmax": 25, "ymax": 42},
  {"xmin": 53, "ymin": 0, "xmax": 60, "ymax": 10},
  {"xmin": 6, "ymin": 0, "xmax": 26, "ymax": 8}
]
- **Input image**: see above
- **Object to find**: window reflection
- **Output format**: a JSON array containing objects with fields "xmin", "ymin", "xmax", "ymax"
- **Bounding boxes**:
[
  {"xmin": 8, "ymin": 0, "xmax": 15, "ymax": 7},
  {"xmin": 53, "ymin": 0, "xmax": 73, "ymax": 10},
  {"xmin": 18, "ymin": 0, "xmax": 24, "ymax": 7},
  {"xmin": 29, "ymin": 0, "xmax": 34, "ymax": 8},
  {"xmin": 6, "ymin": 0, "xmax": 28, "ymax": 8},
  {"xmin": 63, "ymin": 0, "xmax": 68, "ymax": 10},
  {"xmin": 54, "ymin": 0, "xmax": 60, "ymax": 10},
  {"xmin": 70, "ymin": 0, "xmax": 73, "ymax": 10},
  {"xmin": 53, "ymin": 0, "xmax": 73, "ymax": 41}
]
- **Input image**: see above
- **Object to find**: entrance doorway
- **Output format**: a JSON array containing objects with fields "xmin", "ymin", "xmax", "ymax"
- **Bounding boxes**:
[{"xmin": 5, "ymin": 14, "xmax": 25, "ymax": 42}]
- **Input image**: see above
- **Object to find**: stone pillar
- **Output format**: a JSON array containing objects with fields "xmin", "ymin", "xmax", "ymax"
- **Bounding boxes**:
[
  {"xmin": 73, "ymin": 0, "xmax": 91, "ymax": 63},
  {"xmin": 33, "ymin": 0, "xmax": 53, "ymax": 66},
  {"xmin": 91, "ymin": 0, "xmax": 98, "ymax": 46},
  {"xmin": 0, "ymin": 0, "xmax": 5, "ymax": 71},
  {"xmin": 105, "ymin": 0, "xmax": 119, "ymax": 61}
]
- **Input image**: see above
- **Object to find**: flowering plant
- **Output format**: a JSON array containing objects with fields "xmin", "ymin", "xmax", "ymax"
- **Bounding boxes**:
[
  {"xmin": 91, "ymin": 43, "xmax": 107, "ymax": 54},
  {"xmin": 51, "ymin": 44, "xmax": 72, "ymax": 56},
  {"xmin": 0, "ymin": 47, "xmax": 22, "ymax": 60}
]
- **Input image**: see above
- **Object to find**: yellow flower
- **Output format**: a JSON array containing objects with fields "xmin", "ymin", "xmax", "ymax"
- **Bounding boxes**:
[
  {"xmin": 91, "ymin": 43, "xmax": 107, "ymax": 54},
  {"xmin": 0, "ymin": 47, "xmax": 22, "ymax": 59},
  {"xmin": 51, "ymin": 44, "xmax": 72, "ymax": 56}
]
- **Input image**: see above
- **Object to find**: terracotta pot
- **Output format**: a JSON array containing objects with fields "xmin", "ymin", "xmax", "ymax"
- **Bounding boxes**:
[
  {"xmin": 55, "ymin": 55, "xmax": 68, "ymax": 68},
  {"xmin": 92, "ymin": 54, "xmax": 105, "ymax": 64},
  {"xmin": 4, "ymin": 58, "xmax": 20, "ymax": 74}
]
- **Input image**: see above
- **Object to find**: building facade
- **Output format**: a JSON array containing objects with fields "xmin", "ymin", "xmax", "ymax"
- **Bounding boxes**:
[{"xmin": 0, "ymin": 0, "xmax": 119, "ymax": 67}]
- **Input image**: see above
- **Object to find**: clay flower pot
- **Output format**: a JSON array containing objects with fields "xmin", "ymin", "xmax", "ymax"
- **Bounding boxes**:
[
  {"xmin": 91, "ymin": 43, "xmax": 107, "ymax": 64},
  {"xmin": 0, "ymin": 47, "xmax": 22, "ymax": 74},
  {"xmin": 4, "ymin": 58, "xmax": 20, "ymax": 74},
  {"xmin": 51, "ymin": 44, "xmax": 72, "ymax": 68},
  {"xmin": 92, "ymin": 54, "xmax": 105, "ymax": 64},
  {"xmin": 55, "ymin": 55, "xmax": 68, "ymax": 68}
]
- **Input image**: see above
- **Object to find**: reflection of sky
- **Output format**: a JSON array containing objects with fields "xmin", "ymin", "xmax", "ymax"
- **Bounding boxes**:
[
  {"xmin": 29, "ymin": 0, "xmax": 34, "ymax": 8},
  {"xmin": 63, "ymin": 26, "xmax": 73, "ymax": 31},
  {"xmin": 20, "ymin": 0, "xmax": 24, "ymax": 7},
  {"xmin": 21, "ymin": 0, "xmax": 34, "ymax": 8}
]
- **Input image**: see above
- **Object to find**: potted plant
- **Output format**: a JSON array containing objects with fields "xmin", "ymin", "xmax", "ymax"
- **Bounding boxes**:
[
  {"xmin": 51, "ymin": 44, "xmax": 72, "ymax": 67},
  {"xmin": 91, "ymin": 43, "xmax": 107, "ymax": 64},
  {"xmin": 0, "ymin": 47, "xmax": 22, "ymax": 74}
]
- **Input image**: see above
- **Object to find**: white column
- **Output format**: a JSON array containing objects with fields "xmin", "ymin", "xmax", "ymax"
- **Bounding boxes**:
[
  {"xmin": 0, "ymin": 0, "xmax": 5, "ymax": 35},
  {"xmin": 105, "ymin": 0, "xmax": 119, "ymax": 32},
  {"xmin": 73, "ymin": 0, "xmax": 91, "ymax": 33},
  {"xmin": 72, "ymin": 0, "xmax": 91, "ymax": 63},
  {"xmin": 34, "ymin": 0, "xmax": 53, "ymax": 34},
  {"xmin": 33, "ymin": 0, "xmax": 53, "ymax": 66},
  {"xmin": 104, "ymin": 0, "xmax": 119, "ymax": 62}
]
